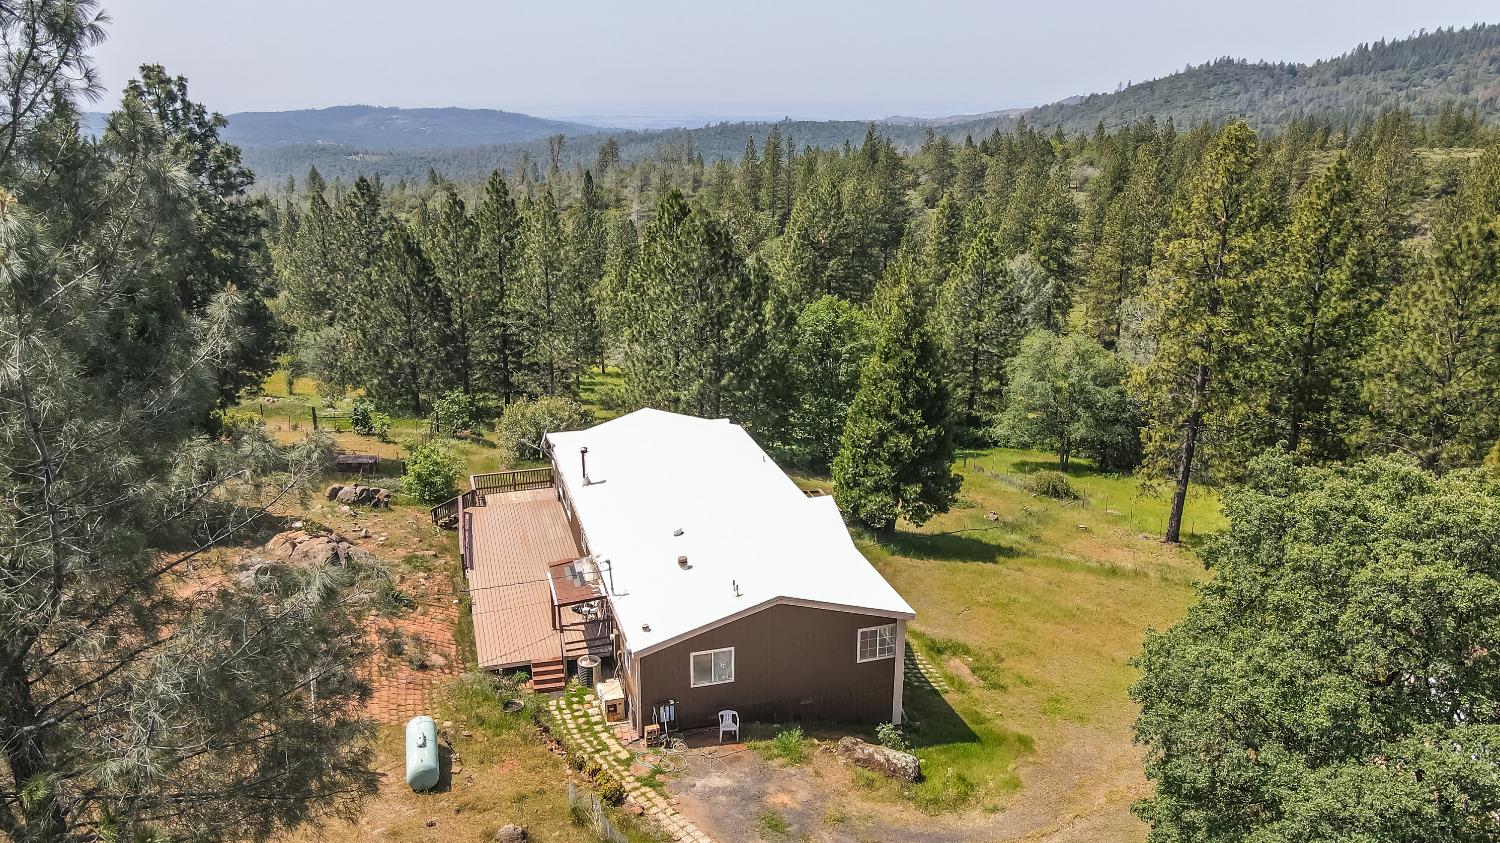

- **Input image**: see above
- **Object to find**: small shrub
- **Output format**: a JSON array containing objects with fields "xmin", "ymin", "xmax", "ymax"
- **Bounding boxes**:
[
  {"xmin": 1024, "ymin": 470, "xmax": 1080, "ymax": 500},
  {"xmin": 597, "ymin": 773, "xmax": 626, "ymax": 806},
  {"xmin": 351, "ymin": 399, "xmax": 376, "ymax": 436},
  {"xmin": 751, "ymin": 726, "xmax": 808, "ymax": 765},
  {"xmin": 582, "ymin": 758, "xmax": 603, "ymax": 781},
  {"xmin": 496, "ymin": 397, "xmax": 592, "ymax": 465},
  {"xmin": 374, "ymin": 578, "xmax": 416, "ymax": 613},
  {"xmin": 875, "ymin": 722, "xmax": 910, "ymax": 753},
  {"xmin": 568, "ymin": 752, "xmax": 586, "ymax": 772},
  {"xmin": 434, "ymin": 389, "xmax": 480, "ymax": 432},
  {"xmin": 756, "ymin": 811, "xmax": 790, "ymax": 838},
  {"xmin": 404, "ymin": 439, "xmax": 462, "ymax": 503}
]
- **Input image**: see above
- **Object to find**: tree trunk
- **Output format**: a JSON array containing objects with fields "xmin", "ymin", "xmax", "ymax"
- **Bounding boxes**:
[
  {"xmin": 1166, "ymin": 363, "xmax": 1209, "ymax": 544},
  {"xmin": 0, "ymin": 655, "xmax": 64, "ymax": 837}
]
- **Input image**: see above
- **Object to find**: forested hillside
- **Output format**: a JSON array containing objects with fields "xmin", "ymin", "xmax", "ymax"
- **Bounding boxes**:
[
  {"xmin": 238, "ymin": 24, "xmax": 1500, "ymax": 186},
  {"xmin": 1027, "ymin": 22, "xmax": 1500, "ymax": 132}
]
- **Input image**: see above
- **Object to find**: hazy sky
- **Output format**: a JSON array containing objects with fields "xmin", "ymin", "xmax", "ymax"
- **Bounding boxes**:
[{"xmin": 91, "ymin": 1, "xmax": 1495, "ymax": 121}]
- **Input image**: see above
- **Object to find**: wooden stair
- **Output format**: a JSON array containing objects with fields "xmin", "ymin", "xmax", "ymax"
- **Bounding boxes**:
[{"xmin": 530, "ymin": 657, "xmax": 567, "ymax": 693}]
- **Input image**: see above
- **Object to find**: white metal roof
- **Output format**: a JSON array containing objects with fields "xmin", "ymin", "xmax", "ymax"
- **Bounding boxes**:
[{"xmin": 545, "ymin": 408, "xmax": 915, "ymax": 655}]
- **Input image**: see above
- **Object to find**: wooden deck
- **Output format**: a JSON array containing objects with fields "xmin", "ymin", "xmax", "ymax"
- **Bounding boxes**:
[{"xmin": 466, "ymin": 488, "xmax": 584, "ymax": 669}]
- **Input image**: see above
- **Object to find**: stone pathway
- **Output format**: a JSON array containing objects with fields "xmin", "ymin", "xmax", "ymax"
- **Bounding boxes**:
[
  {"xmin": 906, "ymin": 646, "xmax": 951, "ymax": 693},
  {"xmin": 548, "ymin": 693, "xmax": 716, "ymax": 843}
]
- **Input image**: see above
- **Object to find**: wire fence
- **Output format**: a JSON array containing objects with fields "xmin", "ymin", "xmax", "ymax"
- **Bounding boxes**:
[{"xmin": 566, "ymin": 781, "xmax": 631, "ymax": 843}]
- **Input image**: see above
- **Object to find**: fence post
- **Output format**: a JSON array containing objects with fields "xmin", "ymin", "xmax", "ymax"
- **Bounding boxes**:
[{"xmin": 311, "ymin": 406, "xmax": 319, "ymax": 431}]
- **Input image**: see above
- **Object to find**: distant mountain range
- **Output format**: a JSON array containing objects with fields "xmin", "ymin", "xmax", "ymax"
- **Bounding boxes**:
[{"xmin": 88, "ymin": 23, "xmax": 1499, "ymax": 186}]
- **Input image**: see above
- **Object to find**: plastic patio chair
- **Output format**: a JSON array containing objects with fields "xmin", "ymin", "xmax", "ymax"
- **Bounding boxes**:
[{"xmin": 718, "ymin": 709, "xmax": 740, "ymax": 743}]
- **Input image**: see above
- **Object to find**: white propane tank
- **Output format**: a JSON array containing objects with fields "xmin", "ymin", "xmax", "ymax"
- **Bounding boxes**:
[{"xmin": 405, "ymin": 715, "xmax": 440, "ymax": 791}]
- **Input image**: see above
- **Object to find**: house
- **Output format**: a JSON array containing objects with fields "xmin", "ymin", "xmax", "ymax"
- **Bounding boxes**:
[{"xmin": 439, "ymin": 408, "xmax": 914, "ymax": 735}]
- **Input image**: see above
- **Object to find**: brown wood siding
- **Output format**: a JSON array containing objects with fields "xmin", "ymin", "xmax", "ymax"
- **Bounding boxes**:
[{"xmin": 637, "ymin": 604, "xmax": 899, "ymax": 729}]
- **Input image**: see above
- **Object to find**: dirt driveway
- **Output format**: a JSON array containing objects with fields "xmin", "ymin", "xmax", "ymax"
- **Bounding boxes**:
[{"xmin": 667, "ymin": 725, "xmax": 1148, "ymax": 843}]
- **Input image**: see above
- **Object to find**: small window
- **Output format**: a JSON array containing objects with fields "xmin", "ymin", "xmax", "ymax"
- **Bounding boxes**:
[
  {"xmin": 690, "ymin": 647, "xmax": 735, "ymax": 687},
  {"xmin": 857, "ymin": 624, "xmax": 897, "ymax": 662}
]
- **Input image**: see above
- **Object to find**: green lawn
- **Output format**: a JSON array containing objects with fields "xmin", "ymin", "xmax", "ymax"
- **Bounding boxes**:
[{"xmin": 805, "ymin": 448, "xmax": 1214, "ymax": 816}]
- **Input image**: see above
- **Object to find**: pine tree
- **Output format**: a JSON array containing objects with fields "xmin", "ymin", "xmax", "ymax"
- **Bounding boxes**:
[
  {"xmin": 515, "ymin": 186, "xmax": 579, "ymax": 396},
  {"xmin": 596, "ymin": 209, "xmax": 638, "ymax": 359},
  {"xmin": 1022, "ymin": 161, "xmax": 1081, "ymax": 330},
  {"xmin": 565, "ymin": 171, "xmax": 608, "ymax": 378},
  {"xmin": 421, "ymin": 186, "xmax": 483, "ymax": 395},
  {"xmin": 760, "ymin": 125, "xmax": 787, "ymax": 224},
  {"xmin": 473, "ymin": 170, "xmax": 524, "ymax": 402},
  {"xmin": 0, "ymin": 16, "xmax": 379, "ymax": 837},
  {"xmin": 1133, "ymin": 121, "xmax": 1271, "ymax": 544},
  {"xmin": 1258, "ymin": 153, "xmax": 1385, "ymax": 460},
  {"xmin": 1082, "ymin": 141, "xmax": 1168, "ymax": 346},
  {"xmin": 1361, "ymin": 216, "xmax": 1500, "ymax": 469},
  {"xmin": 783, "ymin": 295, "xmax": 873, "ymax": 471},
  {"xmin": 348, "ymin": 219, "xmax": 453, "ymax": 413},
  {"xmin": 124, "ymin": 65, "xmax": 279, "ymax": 404},
  {"xmin": 920, "ymin": 190, "xmax": 967, "ymax": 295},
  {"xmin": 936, "ymin": 229, "xmax": 1025, "ymax": 431},
  {"xmin": 833, "ymin": 265, "xmax": 960, "ymax": 532},
  {"xmin": 610, "ymin": 189, "xmax": 763, "ymax": 416}
]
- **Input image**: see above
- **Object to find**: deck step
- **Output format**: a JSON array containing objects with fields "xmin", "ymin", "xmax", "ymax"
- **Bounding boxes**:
[{"xmin": 530, "ymin": 657, "xmax": 567, "ymax": 692}]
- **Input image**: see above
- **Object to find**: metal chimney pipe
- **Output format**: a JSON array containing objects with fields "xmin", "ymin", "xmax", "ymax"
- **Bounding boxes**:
[{"xmin": 580, "ymin": 447, "xmax": 591, "ymax": 485}]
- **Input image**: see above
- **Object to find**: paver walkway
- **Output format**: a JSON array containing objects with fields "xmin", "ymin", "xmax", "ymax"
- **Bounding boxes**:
[
  {"xmin": 548, "ymin": 693, "xmax": 716, "ymax": 843},
  {"xmin": 906, "ymin": 646, "xmax": 951, "ymax": 693}
]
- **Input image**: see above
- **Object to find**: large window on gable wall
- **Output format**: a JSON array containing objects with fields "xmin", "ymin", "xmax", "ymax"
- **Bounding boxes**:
[
  {"xmin": 857, "ymin": 623, "xmax": 896, "ymax": 662},
  {"xmin": 690, "ymin": 647, "xmax": 735, "ymax": 687}
]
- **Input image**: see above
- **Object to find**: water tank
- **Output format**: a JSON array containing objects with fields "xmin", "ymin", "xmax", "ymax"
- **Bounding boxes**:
[
  {"xmin": 405, "ymin": 715, "xmax": 440, "ymax": 792},
  {"xmin": 577, "ymin": 655, "xmax": 601, "ymax": 688}
]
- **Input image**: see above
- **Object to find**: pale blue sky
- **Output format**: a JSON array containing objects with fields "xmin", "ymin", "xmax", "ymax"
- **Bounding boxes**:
[{"xmin": 92, "ymin": 1, "xmax": 1495, "ymax": 122}]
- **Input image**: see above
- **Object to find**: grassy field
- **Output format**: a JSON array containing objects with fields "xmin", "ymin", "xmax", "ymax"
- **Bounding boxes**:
[{"xmin": 841, "ymin": 447, "xmax": 1212, "ymax": 830}]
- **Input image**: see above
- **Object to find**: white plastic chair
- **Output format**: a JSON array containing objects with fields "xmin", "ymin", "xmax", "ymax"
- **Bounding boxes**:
[{"xmin": 718, "ymin": 709, "xmax": 740, "ymax": 743}]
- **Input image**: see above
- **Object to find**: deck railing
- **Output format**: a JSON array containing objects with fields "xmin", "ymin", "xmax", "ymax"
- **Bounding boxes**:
[
  {"xmin": 429, "ymin": 495, "xmax": 460, "ymax": 527},
  {"xmin": 460, "ymin": 510, "xmax": 475, "ymax": 570},
  {"xmin": 431, "ymin": 467, "xmax": 553, "ymax": 528},
  {"xmin": 470, "ymin": 466, "xmax": 553, "ymax": 495}
]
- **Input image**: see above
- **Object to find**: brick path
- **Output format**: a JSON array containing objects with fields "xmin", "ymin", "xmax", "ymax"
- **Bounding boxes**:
[
  {"xmin": 548, "ymin": 694, "xmax": 716, "ymax": 843},
  {"xmin": 364, "ymin": 573, "xmax": 462, "ymax": 723}
]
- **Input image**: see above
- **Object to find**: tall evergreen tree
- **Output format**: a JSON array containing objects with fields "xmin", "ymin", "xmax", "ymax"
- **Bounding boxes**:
[
  {"xmin": 782, "ymin": 295, "xmax": 873, "ymax": 471},
  {"xmin": 349, "ymin": 219, "xmax": 453, "ymax": 413},
  {"xmin": 1258, "ymin": 153, "xmax": 1386, "ymax": 460},
  {"xmin": 123, "ymin": 64, "xmax": 279, "ymax": 404},
  {"xmin": 1362, "ymin": 216, "xmax": 1500, "ymax": 469},
  {"xmin": 565, "ymin": 172, "xmax": 608, "ymax": 377},
  {"xmin": 1133, "ymin": 121, "xmax": 1271, "ymax": 543},
  {"xmin": 833, "ymin": 262, "xmax": 960, "ymax": 532},
  {"xmin": 0, "ymin": 11, "xmax": 379, "ymax": 839},
  {"xmin": 421, "ymin": 186, "xmax": 483, "ymax": 395},
  {"xmin": 472, "ymin": 170, "xmax": 524, "ymax": 402},
  {"xmin": 936, "ymin": 229, "xmax": 1025, "ymax": 431},
  {"xmin": 515, "ymin": 186, "xmax": 579, "ymax": 396},
  {"xmin": 1082, "ymin": 141, "xmax": 1169, "ymax": 346}
]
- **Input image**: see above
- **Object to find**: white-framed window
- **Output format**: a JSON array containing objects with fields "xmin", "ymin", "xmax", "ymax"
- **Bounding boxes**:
[
  {"xmin": 689, "ymin": 647, "xmax": 735, "ymax": 687},
  {"xmin": 857, "ymin": 624, "xmax": 897, "ymax": 662}
]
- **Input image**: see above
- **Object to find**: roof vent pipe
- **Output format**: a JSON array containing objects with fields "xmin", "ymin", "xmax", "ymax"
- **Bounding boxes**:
[
  {"xmin": 733, "ymin": 579, "xmax": 742, "ymax": 597},
  {"xmin": 677, "ymin": 555, "xmax": 690, "ymax": 570},
  {"xmin": 580, "ymin": 447, "xmax": 591, "ymax": 485}
]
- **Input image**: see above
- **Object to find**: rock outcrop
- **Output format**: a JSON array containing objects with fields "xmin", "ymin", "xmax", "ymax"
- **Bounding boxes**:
[
  {"xmin": 325, "ymin": 483, "xmax": 393, "ymax": 508},
  {"xmin": 835, "ymin": 737, "xmax": 921, "ymax": 782},
  {"xmin": 262, "ymin": 528, "xmax": 372, "ymax": 568}
]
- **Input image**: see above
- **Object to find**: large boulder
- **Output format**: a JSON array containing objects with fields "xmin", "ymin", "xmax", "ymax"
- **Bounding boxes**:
[
  {"xmin": 263, "ymin": 529, "xmax": 372, "ymax": 568},
  {"xmin": 835, "ymin": 737, "xmax": 920, "ymax": 782},
  {"xmin": 334, "ymin": 484, "xmax": 393, "ymax": 508}
]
